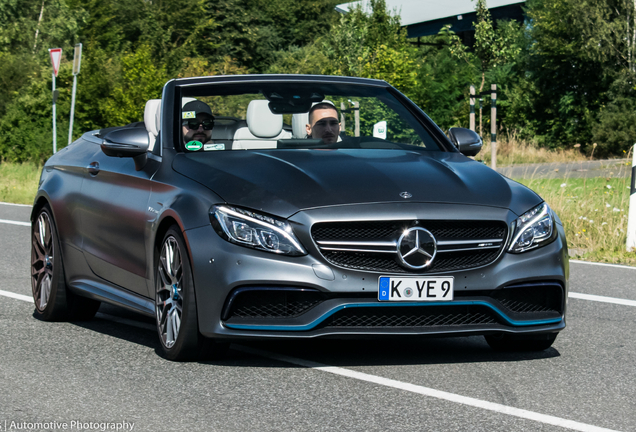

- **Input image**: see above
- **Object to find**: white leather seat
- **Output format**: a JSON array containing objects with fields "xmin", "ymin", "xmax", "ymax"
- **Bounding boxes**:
[
  {"xmin": 233, "ymin": 100, "xmax": 291, "ymax": 149},
  {"xmin": 144, "ymin": 99, "xmax": 161, "ymax": 151}
]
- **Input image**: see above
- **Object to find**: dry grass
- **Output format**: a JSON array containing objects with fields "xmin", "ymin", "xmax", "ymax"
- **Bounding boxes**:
[
  {"xmin": 0, "ymin": 162, "xmax": 41, "ymax": 205},
  {"xmin": 476, "ymin": 132, "xmax": 588, "ymax": 166}
]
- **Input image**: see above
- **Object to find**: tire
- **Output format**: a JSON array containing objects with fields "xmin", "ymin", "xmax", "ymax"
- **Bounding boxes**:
[
  {"xmin": 155, "ymin": 226, "xmax": 228, "ymax": 361},
  {"xmin": 485, "ymin": 332, "xmax": 558, "ymax": 352},
  {"xmin": 31, "ymin": 205, "xmax": 100, "ymax": 322}
]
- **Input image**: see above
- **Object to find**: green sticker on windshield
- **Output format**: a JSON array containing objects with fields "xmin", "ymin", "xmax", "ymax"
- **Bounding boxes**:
[{"xmin": 185, "ymin": 140, "xmax": 203, "ymax": 151}]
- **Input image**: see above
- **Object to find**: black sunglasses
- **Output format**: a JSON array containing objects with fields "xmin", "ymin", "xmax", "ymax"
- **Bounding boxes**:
[{"xmin": 183, "ymin": 119, "xmax": 215, "ymax": 130}]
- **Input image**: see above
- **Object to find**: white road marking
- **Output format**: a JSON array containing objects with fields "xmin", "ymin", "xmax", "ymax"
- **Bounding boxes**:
[
  {"xmin": 0, "ymin": 289, "xmax": 32, "ymax": 302},
  {"xmin": 0, "ymin": 218, "xmax": 30, "ymax": 227},
  {"xmin": 0, "ymin": 289, "xmax": 626, "ymax": 431},
  {"xmin": 0, "ymin": 290, "xmax": 156, "ymax": 330},
  {"xmin": 570, "ymin": 260, "xmax": 636, "ymax": 270},
  {"xmin": 0, "ymin": 201, "xmax": 31, "ymax": 207},
  {"xmin": 234, "ymin": 345, "xmax": 619, "ymax": 432},
  {"xmin": 569, "ymin": 292, "xmax": 636, "ymax": 307}
]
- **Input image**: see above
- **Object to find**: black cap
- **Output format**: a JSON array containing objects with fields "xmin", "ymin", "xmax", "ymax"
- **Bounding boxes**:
[{"xmin": 182, "ymin": 100, "xmax": 214, "ymax": 118}]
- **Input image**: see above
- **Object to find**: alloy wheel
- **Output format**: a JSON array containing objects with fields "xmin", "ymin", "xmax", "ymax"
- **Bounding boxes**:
[
  {"xmin": 31, "ymin": 212, "xmax": 54, "ymax": 311},
  {"xmin": 156, "ymin": 236, "xmax": 184, "ymax": 349}
]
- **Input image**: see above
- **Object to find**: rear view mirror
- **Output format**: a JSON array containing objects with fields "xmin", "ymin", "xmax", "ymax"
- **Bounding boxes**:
[{"xmin": 448, "ymin": 127, "xmax": 483, "ymax": 157}]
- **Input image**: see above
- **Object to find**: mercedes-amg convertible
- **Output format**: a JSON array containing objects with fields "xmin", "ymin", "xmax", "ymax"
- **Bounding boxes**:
[{"xmin": 31, "ymin": 75, "xmax": 568, "ymax": 361}]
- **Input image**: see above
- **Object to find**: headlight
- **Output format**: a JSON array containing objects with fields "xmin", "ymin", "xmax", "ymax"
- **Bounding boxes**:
[
  {"xmin": 508, "ymin": 202, "xmax": 556, "ymax": 253},
  {"xmin": 211, "ymin": 206, "xmax": 306, "ymax": 256}
]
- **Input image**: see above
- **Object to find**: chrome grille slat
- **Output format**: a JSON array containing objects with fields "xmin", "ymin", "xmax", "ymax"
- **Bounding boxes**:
[
  {"xmin": 437, "ymin": 245, "xmax": 501, "ymax": 253},
  {"xmin": 319, "ymin": 247, "xmax": 397, "ymax": 254},
  {"xmin": 316, "ymin": 240, "xmax": 398, "ymax": 247},
  {"xmin": 437, "ymin": 239, "xmax": 503, "ymax": 245}
]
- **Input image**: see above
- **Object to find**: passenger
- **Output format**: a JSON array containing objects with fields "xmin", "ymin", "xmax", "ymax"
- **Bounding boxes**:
[
  {"xmin": 182, "ymin": 100, "xmax": 215, "ymax": 146},
  {"xmin": 306, "ymin": 102, "xmax": 341, "ymax": 144}
]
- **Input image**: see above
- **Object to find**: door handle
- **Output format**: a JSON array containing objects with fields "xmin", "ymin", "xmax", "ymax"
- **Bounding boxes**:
[{"xmin": 88, "ymin": 161, "xmax": 100, "ymax": 175}]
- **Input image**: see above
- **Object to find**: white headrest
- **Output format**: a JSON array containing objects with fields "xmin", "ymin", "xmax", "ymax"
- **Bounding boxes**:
[
  {"xmin": 292, "ymin": 113, "xmax": 308, "ymax": 138},
  {"xmin": 246, "ymin": 100, "xmax": 283, "ymax": 138},
  {"xmin": 144, "ymin": 99, "xmax": 161, "ymax": 136},
  {"xmin": 181, "ymin": 97, "xmax": 197, "ymax": 107}
]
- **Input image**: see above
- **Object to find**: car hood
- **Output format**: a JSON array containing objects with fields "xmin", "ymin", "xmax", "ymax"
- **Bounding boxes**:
[{"xmin": 173, "ymin": 149, "xmax": 541, "ymax": 218}]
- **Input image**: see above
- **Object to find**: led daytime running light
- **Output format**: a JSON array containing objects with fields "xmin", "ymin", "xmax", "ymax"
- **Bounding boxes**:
[
  {"xmin": 213, "ymin": 206, "xmax": 306, "ymax": 255},
  {"xmin": 509, "ymin": 203, "xmax": 554, "ymax": 253}
]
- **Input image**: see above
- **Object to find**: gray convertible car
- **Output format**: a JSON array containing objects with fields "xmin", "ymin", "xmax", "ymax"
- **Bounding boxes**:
[{"xmin": 31, "ymin": 75, "xmax": 568, "ymax": 361}]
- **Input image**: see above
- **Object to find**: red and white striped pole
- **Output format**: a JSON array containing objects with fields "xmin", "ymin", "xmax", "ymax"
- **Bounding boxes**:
[{"xmin": 627, "ymin": 144, "xmax": 636, "ymax": 252}]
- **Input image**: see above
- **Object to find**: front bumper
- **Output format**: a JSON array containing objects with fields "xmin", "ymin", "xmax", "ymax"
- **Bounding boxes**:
[{"xmin": 185, "ymin": 203, "xmax": 568, "ymax": 340}]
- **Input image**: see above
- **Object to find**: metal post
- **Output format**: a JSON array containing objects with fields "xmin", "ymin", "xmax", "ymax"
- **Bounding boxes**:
[
  {"xmin": 52, "ymin": 73, "xmax": 57, "ymax": 154},
  {"xmin": 353, "ymin": 101, "xmax": 360, "ymax": 137},
  {"xmin": 479, "ymin": 98, "xmax": 483, "ymax": 138},
  {"xmin": 68, "ymin": 75, "xmax": 77, "ymax": 145},
  {"xmin": 627, "ymin": 144, "xmax": 636, "ymax": 251},
  {"xmin": 469, "ymin": 85, "xmax": 475, "ymax": 131},
  {"xmin": 491, "ymin": 84, "xmax": 497, "ymax": 170},
  {"xmin": 340, "ymin": 102, "xmax": 346, "ymax": 133},
  {"xmin": 68, "ymin": 43, "xmax": 82, "ymax": 145}
]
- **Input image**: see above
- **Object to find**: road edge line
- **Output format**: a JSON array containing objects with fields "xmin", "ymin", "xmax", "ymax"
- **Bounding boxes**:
[
  {"xmin": 570, "ymin": 260, "xmax": 636, "ymax": 270},
  {"xmin": 0, "ymin": 201, "xmax": 32, "ymax": 207},
  {"xmin": 569, "ymin": 292, "xmax": 636, "ymax": 307},
  {"xmin": 0, "ymin": 218, "xmax": 30, "ymax": 227},
  {"xmin": 0, "ymin": 289, "xmax": 32, "ymax": 302}
]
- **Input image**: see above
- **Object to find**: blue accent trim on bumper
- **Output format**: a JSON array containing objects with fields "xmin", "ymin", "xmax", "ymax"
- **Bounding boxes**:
[{"xmin": 222, "ymin": 300, "xmax": 563, "ymax": 331}]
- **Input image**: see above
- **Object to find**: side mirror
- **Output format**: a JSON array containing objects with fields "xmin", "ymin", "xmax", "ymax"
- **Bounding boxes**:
[
  {"xmin": 448, "ymin": 127, "xmax": 483, "ymax": 157},
  {"xmin": 101, "ymin": 127, "xmax": 149, "ymax": 170}
]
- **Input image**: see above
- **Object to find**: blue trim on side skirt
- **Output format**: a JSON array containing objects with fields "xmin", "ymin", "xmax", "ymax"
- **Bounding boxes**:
[{"xmin": 223, "ymin": 300, "xmax": 563, "ymax": 331}]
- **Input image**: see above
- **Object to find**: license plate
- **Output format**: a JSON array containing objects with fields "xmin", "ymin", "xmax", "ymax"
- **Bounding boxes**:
[{"xmin": 378, "ymin": 276, "xmax": 454, "ymax": 301}]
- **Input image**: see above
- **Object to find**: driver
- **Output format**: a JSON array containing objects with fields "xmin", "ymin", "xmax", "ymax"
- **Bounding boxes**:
[
  {"xmin": 306, "ymin": 102, "xmax": 341, "ymax": 144},
  {"xmin": 182, "ymin": 100, "xmax": 215, "ymax": 146}
]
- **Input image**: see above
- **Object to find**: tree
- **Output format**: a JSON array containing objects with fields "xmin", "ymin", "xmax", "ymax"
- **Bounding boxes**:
[{"xmin": 473, "ymin": 0, "xmax": 521, "ymax": 93}]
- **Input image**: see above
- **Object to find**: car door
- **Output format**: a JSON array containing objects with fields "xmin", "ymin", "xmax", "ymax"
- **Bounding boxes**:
[{"xmin": 79, "ymin": 145, "xmax": 158, "ymax": 297}]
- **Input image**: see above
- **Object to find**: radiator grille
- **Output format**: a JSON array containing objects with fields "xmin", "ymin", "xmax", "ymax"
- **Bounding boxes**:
[{"xmin": 312, "ymin": 220, "xmax": 507, "ymax": 273}]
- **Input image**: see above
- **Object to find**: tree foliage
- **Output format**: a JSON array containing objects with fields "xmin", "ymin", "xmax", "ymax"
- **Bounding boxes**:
[
  {"xmin": 473, "ymin": 0, "xmax": 521, "ymax": 92},
  {"xmin": 519, "ymin": 0, "xmax": 636, "ymax": 151}
]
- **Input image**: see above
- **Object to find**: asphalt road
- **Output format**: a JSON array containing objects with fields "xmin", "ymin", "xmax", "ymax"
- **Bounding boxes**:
[{"xmin": 1, "ymin": 202, "xmax": 635, "ymax": 432}]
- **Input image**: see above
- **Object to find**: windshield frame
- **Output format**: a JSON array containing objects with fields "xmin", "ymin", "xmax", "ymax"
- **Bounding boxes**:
[{"xmin": 170, "ymin": 75, "xmax": 457, "ymax": 154}]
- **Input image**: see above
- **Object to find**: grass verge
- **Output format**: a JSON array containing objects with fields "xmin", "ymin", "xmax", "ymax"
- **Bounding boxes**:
[
  {"xmin": 516, "ymin": 177, "xmax": 636, "ymax": 266},
  {"xmin": 0, "ymin": 162, "xmax": 41, "ymax": 205},
  {"xmin": 477, "ymin": 133, "xmax": 589, "ymax": 166}
]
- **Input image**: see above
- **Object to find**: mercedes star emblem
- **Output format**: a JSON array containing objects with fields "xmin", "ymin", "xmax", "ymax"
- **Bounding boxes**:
[
  {"xmin": 400, "ymin": 191, "xmax": 412, "ymax": 199},
  {"xmin": 397, "ymin": 227, "xmax": 437, "ymax": 270}
]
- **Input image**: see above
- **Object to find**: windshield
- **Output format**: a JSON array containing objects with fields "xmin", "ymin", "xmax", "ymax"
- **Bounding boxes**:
[{"xmin": 178, "ymin": 82, "xmax": 441, "ymax": 152}]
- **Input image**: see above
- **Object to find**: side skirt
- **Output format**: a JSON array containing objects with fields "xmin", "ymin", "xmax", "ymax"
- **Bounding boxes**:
[{"xmin": 68, "ymin": 278, "xmax": 155, "ymax": 317}]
